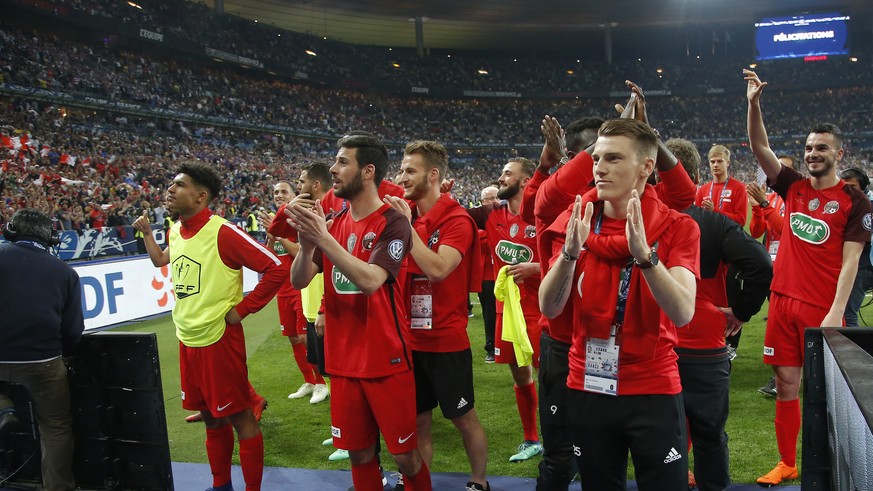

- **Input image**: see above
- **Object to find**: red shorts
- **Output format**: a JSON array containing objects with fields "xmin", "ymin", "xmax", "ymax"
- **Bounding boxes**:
[
  {"xmin": 279, "ymin": 292, "xmax": 307, "ymax": 337},
  {"xmin": 764, "ymin": 293, "xmax": 837, "ymax": 367},
  {"xmin": 179, "ymin": 324, "xmax": 254, "ymax": 418},
  {"xmin": 494, "ymin": 313, "xmax": 542, "ymax": 368},
  {"xmin": 330, "ymin": 371, "xmax": 418, "ymax": 455}
]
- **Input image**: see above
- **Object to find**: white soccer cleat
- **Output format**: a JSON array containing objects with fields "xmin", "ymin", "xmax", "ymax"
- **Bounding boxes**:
[
  {"xmin": 310, "ymin": 384, "xmax": 330, "ymax": 404},
  {"xmin": 288, "ymin": 382, "xmax": 314, "ymax": 399}
]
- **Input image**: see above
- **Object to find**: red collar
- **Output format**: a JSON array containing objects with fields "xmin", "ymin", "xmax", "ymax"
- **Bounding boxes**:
[{"xmin": 180, "ymin": 208, "xmax": 212, "ymax": 236}]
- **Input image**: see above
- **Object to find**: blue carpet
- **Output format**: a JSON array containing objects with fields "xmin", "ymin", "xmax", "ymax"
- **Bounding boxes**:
[
  {"xmin": 169, "ymin": 462, "xmax": 802, "ymax": 491},
  {"xmin": 0, "ymin": 461, "xmax": 803, "ymax": 490}
]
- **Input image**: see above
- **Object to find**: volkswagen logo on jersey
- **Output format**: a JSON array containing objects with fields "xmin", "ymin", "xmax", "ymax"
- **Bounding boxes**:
[
  {"xmin": 362, "ymin": 232, "xmax": 376, "ymax": 251},
  {"xmin": 428, "ymin": 229, "xmax": 440, "ymax": 248},
  {"xmin": 347, "ymin": 233, "xmax": 357, "ymax": 253},
  {"xmin": 510, "ymin": 223, "xmax": 519, "ymax": 238},
  {"xmin": 388, "ymin": 239, "xmax": 404, "ymax": 261},
  {"xmin": 863, "ymin": 213, "xmax": 872, "ymax": 232}
]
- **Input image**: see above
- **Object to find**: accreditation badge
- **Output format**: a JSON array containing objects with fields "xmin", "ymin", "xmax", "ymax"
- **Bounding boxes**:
[
  {"xmin": 768, "ymin": 240, "xmax": 779, "ymax": 262},
  {"xmin": 584, "ymin": 324, "xmax": 620, "ymax": 396},
  {"xmin": 410, "ymin": 275, "xmax": 433, "ymax": 330}
]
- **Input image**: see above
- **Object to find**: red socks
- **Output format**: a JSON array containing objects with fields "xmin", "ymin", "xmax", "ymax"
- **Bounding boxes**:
[
  {"xmin": 239, "ymin": 432, "xmax": 264, "ymax": 491},
  {"xmin": 351, "ymin": 458, "xmax": 384, "ymax": 491},
  {"xmin": 313, "ymin": 367, "xmax": 326, "ymax": 385},
  {"xmin": 205, "ymin": 425, "xmax": 234, "ymax": 487},
  {"xmin": 775, "ymin": 399, "xmax": 801, "ymax": 467},
  {"xmin": 292, "ymin": 343, "xmax": 316, "ymax": 384},
  {"xmin": 515, "ymin": 382, "xmax": 539, "ymax": 442},
  {"xmin": 404, "ymin": 461, "xmax": 432, "ymax": 491}
]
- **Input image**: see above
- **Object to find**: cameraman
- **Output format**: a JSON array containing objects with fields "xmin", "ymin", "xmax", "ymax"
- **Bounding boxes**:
[{"xmin": 0, "ymin": 209, "xmax": 84, "ymax": 491}]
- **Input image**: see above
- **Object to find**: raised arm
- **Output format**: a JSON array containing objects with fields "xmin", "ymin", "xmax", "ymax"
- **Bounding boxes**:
[
  {"xmin": 132, "ymin": 212, "xmax": 169, "ymax": 267},
  {"xmin": 744, "ymin": 69, "xmax": 782, "ymax": 182}
]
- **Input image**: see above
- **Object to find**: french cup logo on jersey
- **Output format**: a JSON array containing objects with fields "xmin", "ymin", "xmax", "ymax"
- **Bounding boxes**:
[
  {"xmin": 332, "ymin": 265, "xmax": 362, "ymax": 294},
  {"xmin": 524, "ymin": 225, "xmax": 537, "ymax": 238},
  {"xmin": 823, "ymin": 200, "xmax": 840, "ymax": 215},
  {"xmin": 495, "ymin": 239, "xmax": 533, "ymax": 264},
  {"xmin": 789, "ymin": 212, "xmax": 830, "ymax": 244},
  {"xmin": 172, "ymin": 255, "xmax": 201, "ymax": 299}
]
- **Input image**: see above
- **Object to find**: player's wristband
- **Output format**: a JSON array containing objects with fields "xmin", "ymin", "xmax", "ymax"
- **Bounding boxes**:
[{"xmin": 561, "ymin": 246, "xmax": 579, "ymax": 262}]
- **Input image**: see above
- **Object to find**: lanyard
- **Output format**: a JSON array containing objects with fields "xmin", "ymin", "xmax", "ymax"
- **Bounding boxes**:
[
  {"xmin": 708, "ymin": 178, "xmax": 730, "ymax": 211},
  {"xmin": 592, "ymin": 206, "xmax": 633, "ymax": 328}
]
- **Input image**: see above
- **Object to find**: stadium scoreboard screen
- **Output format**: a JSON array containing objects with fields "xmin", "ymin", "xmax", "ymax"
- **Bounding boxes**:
[{"xmin": 755, "ymin": 13, "xmax": 850, "ymax": 61}]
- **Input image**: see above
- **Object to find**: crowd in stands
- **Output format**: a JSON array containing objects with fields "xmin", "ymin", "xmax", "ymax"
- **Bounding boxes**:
[
  {"xmin": 31, "ymin": 0, "xmax": 873, "ymax": 94},
  {"xmin": 2, "ymin": 4, "xmax": 873, "ymax": 241}
]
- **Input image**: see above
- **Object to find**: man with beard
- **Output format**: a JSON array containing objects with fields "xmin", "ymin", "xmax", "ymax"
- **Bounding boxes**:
[
  {"xmin": 745, "ymin": 69, "xmax": 872, "ymax": 486},
  {"xmin": 288, "ymin": 134, "xmax": 431, "ymax": 491},
  {"xmin": 136, "ymin": 161, "xmax": 285, "ymax": 491},
  {"xmin": 471, "ymin": 157, "xmax": 544, "ymax": 463},
  {"xmin": 384, "ymin": 140, "xmax": 490, "ymax": 491}
]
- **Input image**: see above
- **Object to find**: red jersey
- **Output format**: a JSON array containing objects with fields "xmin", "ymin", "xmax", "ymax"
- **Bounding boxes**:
[
  {"xmin": 313, "ymin": 204, "xmax": 413, "ymax": 378},
  {"xmin": 536, "ymin": 161, "xmax": 696, "ymax": 344},
  {"xmin": 406, "ymin": 205, "xmax": 476, "ymax": 353},
  {"xmin": 565, "ymin": 212, "xmax": 700, "ymax": 395},
  {"xmin": 321, "ymin": 180, "xmax": 404, "ymax": 214},
  {"xmin": 479, "ymin": 230, "xmax": 495, "ymax": 282},
  {"xmin": 273, "ymin": 247, "xmax": 296, "ymax": 297},
  {"xmin": 485, "ymin": 203, "xmax": 541, "ymax": 319},
  {"xmin": 769, "ymin": 167, "xmax": 872, "ymax": 310},
  {"xmin": 695, "ymin": 177, "xmax": 748, "ymax": 226},
  {"xmin": 678, "ymin": 263, "xmax": 729, "ymax": 350}
]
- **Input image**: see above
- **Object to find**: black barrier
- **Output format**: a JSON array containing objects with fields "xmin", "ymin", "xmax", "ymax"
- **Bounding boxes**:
[
  {"xmin": 802, "ymin": 328, "xmax": 829, "ymax": 490},
  {"xmin": 0, "ymin": 332, "xmax": 174, "ymax": 490},
  {"xmin": 803, "ymin": 328, "xmax": 873, "ymax": 491}
]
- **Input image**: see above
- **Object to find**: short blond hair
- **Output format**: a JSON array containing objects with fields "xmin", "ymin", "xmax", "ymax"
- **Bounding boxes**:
[{"xmin": 708, "ymin": 145, "xmax": 730, "ymax": 161}]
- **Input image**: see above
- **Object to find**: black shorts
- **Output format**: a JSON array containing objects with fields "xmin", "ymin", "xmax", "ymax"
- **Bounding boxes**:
[
  {"xmin": 305, "ymin": 322, "xmax": 328, "ymax": 377},
  {"xmin": 412, "ymin": 348, "xmax": 474, "ymax": 420}
]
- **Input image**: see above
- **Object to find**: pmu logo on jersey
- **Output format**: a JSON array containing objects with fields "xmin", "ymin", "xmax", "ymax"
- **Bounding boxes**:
[
  {"xmin": 332, "ymin": 265, "xmax": 362, "ymax": 294},
  {"xmin": 789, "ymin": 212, "xmax": 830, "ymax": 244},
  {"xmin": 495, "ymin": 240, "xmax": 533, "ymax": 264},
  {"xmin": 172, "ymin": 255, "xmax": 201, "ymax": 299}
]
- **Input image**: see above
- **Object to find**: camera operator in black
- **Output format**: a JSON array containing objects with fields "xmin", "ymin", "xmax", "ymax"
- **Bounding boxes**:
[{"xmin": 0, "ymin": 209, "xmax": 84, "ymax": 491}]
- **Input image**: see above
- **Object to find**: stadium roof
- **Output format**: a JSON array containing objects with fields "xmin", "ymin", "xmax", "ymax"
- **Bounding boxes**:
[{"xmin": 213, "ymin": 0, "xmax": 873, "ymax": 50}]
